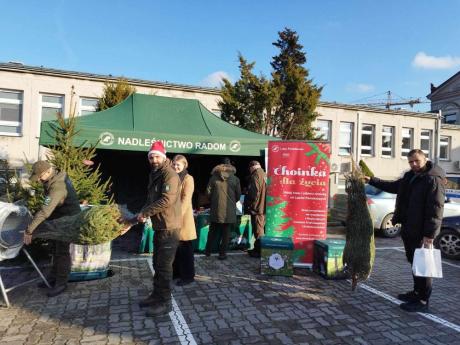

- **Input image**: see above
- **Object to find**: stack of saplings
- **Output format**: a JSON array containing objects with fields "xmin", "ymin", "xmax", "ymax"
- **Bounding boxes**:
[{"xmin": 343, "ymin": 159, "xmax": 375, "ymax": 290}]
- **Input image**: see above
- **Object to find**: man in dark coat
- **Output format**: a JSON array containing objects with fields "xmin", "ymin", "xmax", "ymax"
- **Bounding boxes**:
[
  {"xmin": 24, "ymin": 160, "xmax": 81, "ymax": 297},
  {"xmin": 365, "ymin": 149, "xmax": 445, "ymax": 313},
  {"xmin": 205, "ymin": 158, "xmax": 241, "ymax": 260},
  {"xmin": 245, "ymin": 161, "xmax": 267, "ymax": 258},
  {"xmin": 136, "ymin": 141, "xmax": 181, "ymax": 317}
]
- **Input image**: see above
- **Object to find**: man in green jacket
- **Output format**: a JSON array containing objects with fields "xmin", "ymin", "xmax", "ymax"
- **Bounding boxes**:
[
  {"xmin": 24, "ymin": 161, "xmax": 81, "ymax": 297},
  {"xmin": 136, "ymin": 141, "xmax": 181, "ymax": 317},
  {"xmin": 245, "ymin": 161, "xmax": 267, "ymax": 258}
]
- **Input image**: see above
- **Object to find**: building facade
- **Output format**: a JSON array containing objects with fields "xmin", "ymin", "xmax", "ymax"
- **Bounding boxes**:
[
  {"xmin": 0, "ymin": 62, "xmax": 221, "ymax": 167},
  {"xmin": 2, "ymin": 62, "xmax": 460, "ymax": 200},
  {"xmin": 428, "ymin": 71, "xmax": 460, "ymax": 125}
]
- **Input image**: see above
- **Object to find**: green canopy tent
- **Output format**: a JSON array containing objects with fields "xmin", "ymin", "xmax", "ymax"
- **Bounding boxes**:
[{"xmin": 39, "ymin": 93, "xmax": 277, "ymax": 156}]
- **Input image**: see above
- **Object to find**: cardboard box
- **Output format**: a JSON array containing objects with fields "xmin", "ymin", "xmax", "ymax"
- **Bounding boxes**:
[
  {"xmin": 260, "ymin": 236, "xmax": 294, "ymax": 276},
  {"xmin": 313, "ymin": 239, "xmax": 348, "ymax": 279}
]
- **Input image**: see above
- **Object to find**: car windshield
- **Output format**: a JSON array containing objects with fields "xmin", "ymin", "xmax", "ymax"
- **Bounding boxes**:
[{"xmin": 365, "ymin": 184, "xmax": 382, "ymax": 196}]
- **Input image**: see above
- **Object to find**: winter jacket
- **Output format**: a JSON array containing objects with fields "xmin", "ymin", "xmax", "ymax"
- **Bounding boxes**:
[
  {"xmin": 245, "ymin": 167, "xmax": 267, "ymax": 215},
  {"xmin": 140, "ymin": 159, "xmax": 181, "ymax": 231},
  {"xmin": 179, "ymin": 174, "xmax": 197, "ymax": 241},
  {"xmin": 369, "ymin": 161, "xmax": 445, "ymax": 240},
  {"xmin": 26, "ymin": 171, "xmax": 80, "ymax": 235},
  {"xmin": 207, "ymin": 164, "xmax": 241, "ymax": 224}
]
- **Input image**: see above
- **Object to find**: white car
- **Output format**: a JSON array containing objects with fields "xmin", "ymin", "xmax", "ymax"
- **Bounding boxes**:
[{"xmin": 331, "ymin": 185, "xmax": 460, "ymax": 238}]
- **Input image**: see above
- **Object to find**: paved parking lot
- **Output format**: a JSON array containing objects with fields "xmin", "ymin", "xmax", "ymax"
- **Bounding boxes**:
[{"xmin": 1, "ymin": 234, "xmax": 459, "ymax": 345}]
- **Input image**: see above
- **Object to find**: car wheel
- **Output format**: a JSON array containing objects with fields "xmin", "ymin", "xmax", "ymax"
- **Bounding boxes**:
[
  {"xmin": 435, "ymin": 229, "xmax": 460, "ymax": 260},
  {"xmin": 380, "ymin": 213, "xmax": 401, "ymax": 238}
]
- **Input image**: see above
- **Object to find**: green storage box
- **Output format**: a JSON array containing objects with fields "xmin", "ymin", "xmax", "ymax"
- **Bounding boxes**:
[
  {"xmin": 313, "ymin": 239, "xmax": 348, "ymax": 279},
  {"xmin": 260, "ymin": 236, "xmax": 294, "ymax": 276}
]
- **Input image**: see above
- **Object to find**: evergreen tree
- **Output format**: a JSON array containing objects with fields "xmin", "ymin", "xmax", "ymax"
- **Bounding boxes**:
[
  {"xmin": 219, "ymin": 28, "xmax": 322, "ymax": 139},
  {"xmin": 219, "ymin": 54, "xmax": 279, "ymax": 135},
  {"xmin": 271, "ymin": 28, "xmax": 322, "ymax": 140},
  {"xmin": 97, "ymin": 78, "xmax": 136, "ymax": 111},
  {"xmin": 47, "ymin": 92, "xmax": 112, "ymax": 205}
]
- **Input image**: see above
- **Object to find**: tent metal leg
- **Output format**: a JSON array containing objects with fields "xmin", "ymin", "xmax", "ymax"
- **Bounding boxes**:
[
  {"xmin": 0, "ymin": 274, "xmax": 10, "ymax": 308},
  {"xmin": 22, "ymin": 248, "xmax": 51, "ymax": 288}
]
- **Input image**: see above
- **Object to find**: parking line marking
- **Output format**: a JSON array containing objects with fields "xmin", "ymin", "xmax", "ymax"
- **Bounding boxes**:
[
  {"xmin": 145, "ymin": 258, "xmax": 197, "ymax": 345},
  {"xmin": 358, "ymin": 282, "xmax": 460, "ymax": 333},
  {"xmin": 375, "ymin": 247, "xmax": 460, "ymax": 269}
]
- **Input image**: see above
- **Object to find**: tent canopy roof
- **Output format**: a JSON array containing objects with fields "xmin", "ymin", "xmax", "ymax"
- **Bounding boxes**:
[{"xmin": 39, "ymin": 93, "xmax": 277, "ymax": 156}]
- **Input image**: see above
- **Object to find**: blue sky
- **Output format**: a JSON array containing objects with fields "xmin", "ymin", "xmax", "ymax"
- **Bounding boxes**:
[{"xmin": 2, "ymin": 0, "xmax": 460, "ymax": 111}]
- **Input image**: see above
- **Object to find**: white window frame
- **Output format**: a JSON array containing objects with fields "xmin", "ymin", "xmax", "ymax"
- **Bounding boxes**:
[
  {"xmin": 381, "ymin": 126, "xmax": 394, "ymax": 158},
  {"xmin": 80, "ymin": 97, "xmax": 99, "ymax": 115},
  {"xmin": 420, "ymin": 129, "xmax": 432, "ymax": 158},
  {"xmin": 38, "ymin": 93, "xmax": 64, "ymax": 136},
  {"xmin": 440, "ymin": 136, "xmax": 451, "ymax": 161},
  {"xmin": 361, "ymin": 123, "xmax": 374, "ymax": 156},
  {"xmin": 316, "ymin": 119, "xmax": 331, "ymax": 142},
  {"xmin": 401, "ymin": 127, "xmax": 413, "ymax": 158},
  {"xmin": 339, "ymin": 122, "xmax": 354, "ymax": 156},
  {"xmin": 0, "ymin": 89, "xmax": 23, "ymax": 137}
]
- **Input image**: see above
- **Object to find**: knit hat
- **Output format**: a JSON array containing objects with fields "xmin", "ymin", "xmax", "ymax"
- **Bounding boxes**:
[
  {"xmin": 30, "ymin": 160, "xmax": 52, "ymax": 182},
  {"xmin": 148, "ymin": 141, "xmax": 166, "ymax": 158}
]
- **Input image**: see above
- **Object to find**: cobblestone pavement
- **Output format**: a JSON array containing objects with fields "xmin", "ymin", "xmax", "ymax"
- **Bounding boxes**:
[{"xmin": 0, "ymin": 234, "xmax": 459, "ymax": 345}]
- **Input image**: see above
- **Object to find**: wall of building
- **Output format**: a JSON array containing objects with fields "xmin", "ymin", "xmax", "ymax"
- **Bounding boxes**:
[{"xmin": 0, "ymin": 69, "xmax": 221, "ymax": 168}]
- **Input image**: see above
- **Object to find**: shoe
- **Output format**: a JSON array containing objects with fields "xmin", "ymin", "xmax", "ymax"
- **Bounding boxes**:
[
  {"xmin": 37, "ymin": 278, "xmax": 55, "ymax": 288},
  {"xmin": 204, "ymin": 252, "xmax": 211, "ymax": 257},
  {"xmin": 145, "ymin": 302, "xmax": 172, "ymax": 317},
  {"xmin": 176, "ymin": 279, "xmax": 194, "ymax": 286},
  {"xmin": 46, "ymin": 284, "xmax": 67, "ymax": 297},
  {"xmin": 139, "ymin": 293, "xmax": 160, "ymax": 308},
  {"xmin": 218, "ymin": 254, "xmax": 227, "ymax": 260},
  {"xmin": 247, "ymin": 249, "xmax": 261, "ymax": 258},
  {"xmin": 397, "ymin": 290, "xmax": 419, "ymax": 303},
  {"xmin": 400, "ymin": 300, "xmax": 429, "ymax": 313}
]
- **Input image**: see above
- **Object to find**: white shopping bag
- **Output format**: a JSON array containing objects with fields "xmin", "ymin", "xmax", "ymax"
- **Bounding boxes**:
[{"xmin": 412, "ymin": 247, "xmax": 443, "ymax": 278}]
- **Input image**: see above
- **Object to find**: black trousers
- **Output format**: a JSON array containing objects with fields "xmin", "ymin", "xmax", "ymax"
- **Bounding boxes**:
[
  {"xmin": 51, "ymin": 240, "xmax": 71, "ymax": 286},
  {"xmin": 173, "ymin": 240, "xmax": 195, "ymax": 281},
  {"xmin": 251, "ymin": 214, "xmax": 265, "ymax": 253},
  {"xmin": 402, "ymin": 233, "xmax": 432, "ymax": 302},
  {"xmin": 205, "ymin": 222, "xmax": 232, "ymax": 256},
  {"xmin": 152, "ymin": 229, "xmax": 180, "ymax": 302}
]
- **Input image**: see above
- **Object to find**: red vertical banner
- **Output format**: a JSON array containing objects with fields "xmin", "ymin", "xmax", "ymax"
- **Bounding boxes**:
[{"xmin": 265, "ymin": 141, "xmax": 330, "ymax": 266}]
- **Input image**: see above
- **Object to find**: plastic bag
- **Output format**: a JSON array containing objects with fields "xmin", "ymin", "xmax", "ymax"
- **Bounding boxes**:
[{"xmin": 412, "ymin": 246, "xmax": 443, "ymax": 278}]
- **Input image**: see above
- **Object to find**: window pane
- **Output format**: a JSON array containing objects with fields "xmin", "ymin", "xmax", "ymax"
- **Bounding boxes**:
[
  {"xmin": 362, "ymin": 125, "xmax": 373, "ymax": 132},
  {"xmin": 0, "ymin": 91, "xmax": 22, "ymax": 101},
  {"xmin": 0, "ymin": 125, "xmax": 20, "ymax": 133},
  {"xmin": 42, "ymin": 107, "xmax": 60, "ymax": 121},
  {"xmin": 0, "ymin": 104, "xmax": 22, "ymax": 122},
  {"xmin": 42, "ymin": 95, "xmax": 63, "ymax": 104},
  {"xmin": 316, "ymin": 120, "xmax": 331, "ymax": 141},
  {"xmin": 81, "ymin": 98, "xmax": 98, "ymax": 107}
]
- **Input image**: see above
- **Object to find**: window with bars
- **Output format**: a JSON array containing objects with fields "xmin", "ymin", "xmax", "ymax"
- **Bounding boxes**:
[
  {"xmin": 440, "ymin": 136, "xmax": 450, "ymax": 161},
  {"xmin": 420, "ymin": 129, "xmax": 432, "ymax": 158},
  {"xmin": 0, "ymin": 89, "xmax": 23, "ymax": 136},
  {"xmin": 315, "ymin": 120, "xmax": 331, "ymax": 141},
  {"xmin": 401, "ymin": 127, "xmax": 413, "ymax": 157},
  {"xmin": 339, "ymin": 122, "xmax": 353, "ymax": 155},
  {"xmin": 80, "ymin": 97, "xmax": 99, "ymax": 115},
  {"xmin": 361, "ymin": 124, "xmax": 374, "ymax": 156},
  {"xmin": 381, "ymin": 126, "xmax": 394, "ymax": 157}
]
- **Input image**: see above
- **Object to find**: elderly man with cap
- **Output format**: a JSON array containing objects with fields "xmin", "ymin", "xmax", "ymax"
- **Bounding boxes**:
[
  {"xmin": 24, "ymin": 160, "xmax": 81, "ymax": 297},
  {"xmin": 136, "ymin": 141, "xmax": 181, "ymax": 317},
  {"xmin": 245, "ymin": 161, "xmax": 267, "ymax": 258}
]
